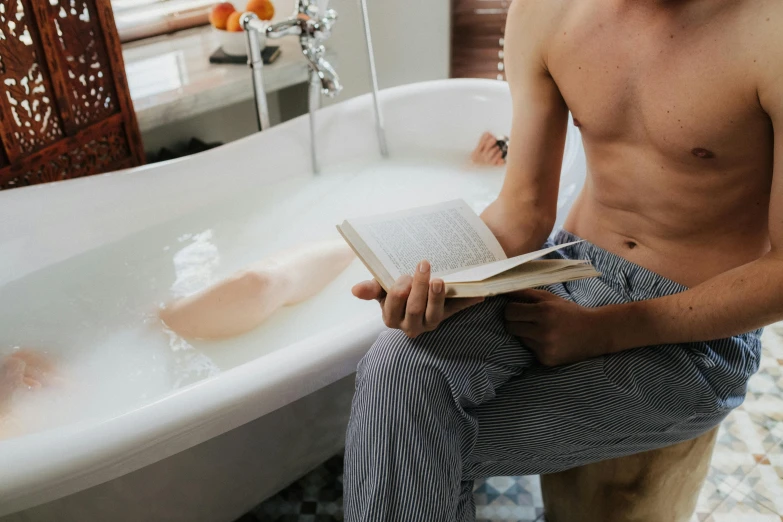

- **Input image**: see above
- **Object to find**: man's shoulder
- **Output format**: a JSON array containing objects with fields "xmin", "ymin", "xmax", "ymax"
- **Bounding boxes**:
[
  {"xmin": 505, "ymin": 0, "xmax": 571, "ymax": 59},
  {"xmin": 506, "ymin": 0, "xmax": 570, "ymax": 33},
  {"xmin": 736, "ymin": 0, "xmax": 783, "ymax": 57},
  {"xmin": 749, "ymin": 0, "xmax": 783, "ymax": 116}
]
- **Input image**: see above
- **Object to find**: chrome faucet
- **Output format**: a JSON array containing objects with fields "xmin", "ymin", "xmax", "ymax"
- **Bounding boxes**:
[
  {"xmin": 262, "ymin": 3, "xmax": 342, "ymax": 96},
  {"xmin": 242, "ymin": 0, "xmax": 388, "ymax": 174},
  {"xmin": 242, "ymin": 3, "xmax": 340, "ymax": 174}
]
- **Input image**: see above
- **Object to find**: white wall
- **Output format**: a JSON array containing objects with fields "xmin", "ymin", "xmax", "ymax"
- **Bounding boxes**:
[
  {"xmin": 263, "ymin": 0, "xmax": 451, "ymax": 100},
  {"xmin": 318, "ymin": 0, "xmax": 451, "ymax": 101},
  {"xmin": 141, "ymin": 0, "xmax": 450, "ymax": 152}
]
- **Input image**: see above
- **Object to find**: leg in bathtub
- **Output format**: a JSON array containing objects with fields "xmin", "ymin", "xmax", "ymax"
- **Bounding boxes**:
[{"xmin": 159, "ymin": 240, "xmax": 355, "ymax": 340}]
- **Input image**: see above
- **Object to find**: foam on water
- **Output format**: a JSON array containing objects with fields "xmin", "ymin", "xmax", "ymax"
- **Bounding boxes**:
[{"xmin": 0, "ymin": 153, "xmax": 505, "ymax": 438}]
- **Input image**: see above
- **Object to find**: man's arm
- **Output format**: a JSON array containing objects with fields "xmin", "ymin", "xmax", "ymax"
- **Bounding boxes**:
[
  {"xmin": 481, "ymin": 0, "xmax": 569, "ymax": 257},
  {"xmin": 506, "ymin": 167, "xmax": 783, "ymax": 365},
  {"xmin": 351, "ymin": 0, "xmax": 569, "ymax": 339}
]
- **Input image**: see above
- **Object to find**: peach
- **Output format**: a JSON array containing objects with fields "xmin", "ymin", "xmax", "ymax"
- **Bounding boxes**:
[
  {"xmin": 246, "ymin": 0, "xmax": 275, "ymax": 21},
  {"xmin": 226, "ymin": 11, "xmax": 245, "ymax": 32},
  {"xmin": 209, "ymin": 2, "xmax": 236, "ymax": 30}
]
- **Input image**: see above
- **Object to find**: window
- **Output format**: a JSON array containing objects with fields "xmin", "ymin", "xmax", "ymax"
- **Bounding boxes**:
[
  {"xmin": 112, "ymin": 0, "xmax": 215, "ymax": 42},
  {"xmin": 450, "ymin": 0, "xmax": 510, "ymax": 80}
]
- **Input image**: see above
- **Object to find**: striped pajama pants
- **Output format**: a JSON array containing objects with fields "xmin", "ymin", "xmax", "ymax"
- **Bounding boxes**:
[{"xmin": 344, "ymin": 230, "xmax": 762, "ymax": 522}]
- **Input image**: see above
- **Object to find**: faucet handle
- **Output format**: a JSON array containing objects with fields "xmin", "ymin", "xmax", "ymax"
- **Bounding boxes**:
[
  {"xmin": 302, "ymin": 3, "xmax": 319, "ymax": 19},
  {"xmin": 312, "ymin": 8, "xmax": 337, "ymax": 41}
]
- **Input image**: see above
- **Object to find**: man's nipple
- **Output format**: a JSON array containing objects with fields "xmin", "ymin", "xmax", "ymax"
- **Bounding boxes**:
[
  {"xmin": 691, "ymin": 147, "xmax": 715, "ymax": 159},
  {"xmin": 573, "ymin": 118, "xmax": 582, "ymax": 128}
]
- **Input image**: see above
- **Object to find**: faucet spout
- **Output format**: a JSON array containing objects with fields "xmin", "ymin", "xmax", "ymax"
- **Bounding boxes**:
[{"xmin": 265, "ymin": 18, "xmax": 302, "ymax": 39}]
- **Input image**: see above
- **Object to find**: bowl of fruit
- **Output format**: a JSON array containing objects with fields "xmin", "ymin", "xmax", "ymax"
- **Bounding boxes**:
[{"xmin": 210, "ymin": 0, "xmax": 275, "ymax": 57}]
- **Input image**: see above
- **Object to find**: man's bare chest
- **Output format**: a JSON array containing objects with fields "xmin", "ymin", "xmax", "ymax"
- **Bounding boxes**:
[{"xmin": 546, "ymin": 13, "xmax": 770, "ymax": 167}]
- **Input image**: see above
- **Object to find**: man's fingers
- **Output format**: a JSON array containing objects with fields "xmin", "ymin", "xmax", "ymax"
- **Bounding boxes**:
[
  {"xmin": 504, "ymin": 302, "xmax": 541, "ymax": 322},
  {"xmin": 352, "ymin": 280, "xmax": 386, "ymax": 301},
  {"xmin": 424, "ymin": 278, "xmax": 447, "ymax": 328},
  {"xmin": 515, "ymin": 336, "xmax": 542, "ymax": 351},
  {"xmin": 444, "ymin": 297, "xmax": 485, "ymax": 319},
  {"xmin": 507, "ymin": 288, "xmax": 555, "ymax": 303},
  {"xmin": 505, "ymin": 319, "xmax": 546, "ymax": 339},
  {"xmin": 383, "ymin": 275, "xmax": 412, "ymax": 327},
  {"xmin": 404, "ymin": 261, "xmax": 431, "ymax": 326}
]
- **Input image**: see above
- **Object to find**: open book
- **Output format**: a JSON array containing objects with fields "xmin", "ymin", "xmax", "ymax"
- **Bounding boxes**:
[{"xmin": 337, "ymin": 199, "xmax": 600, "ymax": 298}]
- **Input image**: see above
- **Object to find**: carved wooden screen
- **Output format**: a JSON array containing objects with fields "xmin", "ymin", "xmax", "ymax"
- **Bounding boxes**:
[
  {"xmin": 451, "ymin": 0, "xmax": 510, "ymax": 80},
  {"xmin": 0, "ymin": 0, "xmax": 144, "ymax": 189}
]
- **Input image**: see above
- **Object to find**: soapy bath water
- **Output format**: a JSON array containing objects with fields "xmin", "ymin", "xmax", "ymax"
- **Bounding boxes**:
[{"xmin": 0, "ymin": 153, "xmax": 505, "ymax": 438}]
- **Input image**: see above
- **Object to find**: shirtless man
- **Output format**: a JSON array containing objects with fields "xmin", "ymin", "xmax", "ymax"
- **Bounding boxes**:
[{"xmin": 344, "ymin": 0, "xmax": 783, "ymax": 519}]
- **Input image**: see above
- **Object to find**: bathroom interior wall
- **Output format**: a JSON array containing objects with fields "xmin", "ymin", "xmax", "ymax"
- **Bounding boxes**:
[
  {"xmin": 319, "ymin": 0, "xmax": 451, "ymax": 102},
  {"xmin": 139, "ymin": 0, "xmax": 450, "ymax": 153}
]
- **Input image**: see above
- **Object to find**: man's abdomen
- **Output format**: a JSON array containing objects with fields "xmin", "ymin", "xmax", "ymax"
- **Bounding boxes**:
[{"xmin": 562, "ymin": 175, "xmax": 772, "ymax": 288}]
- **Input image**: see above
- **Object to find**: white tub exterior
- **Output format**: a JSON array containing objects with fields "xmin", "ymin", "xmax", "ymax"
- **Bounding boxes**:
[{"xmin": 0, "ymin": 79, "xmax": 586, "ymax": 521}]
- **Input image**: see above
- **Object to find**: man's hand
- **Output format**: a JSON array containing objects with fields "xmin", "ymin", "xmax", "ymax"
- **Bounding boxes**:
[
  {"xmin": 352, "ymin": 260, "xmax": 484, "ymax": 338},
  {"xmin": 504, "ymin": 289, "xmax": 611, "ymax": 366}
]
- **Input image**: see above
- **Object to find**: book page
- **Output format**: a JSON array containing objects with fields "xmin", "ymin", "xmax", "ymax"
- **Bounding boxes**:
[
  {"xmin": 347, "ymin": 200, "xmax": 506, "ymax": 280},
  {"xmin": 441, "ymin": 241, "xmax": 583, "ymax": 283}
]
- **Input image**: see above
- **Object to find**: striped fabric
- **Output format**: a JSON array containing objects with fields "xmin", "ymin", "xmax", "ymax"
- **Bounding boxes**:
[{"xmin": 344, "ymin": 230, "xmax": 763, "ymax": 522}]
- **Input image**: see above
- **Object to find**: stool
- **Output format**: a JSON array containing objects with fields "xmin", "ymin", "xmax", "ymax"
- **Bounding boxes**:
[{"xmin": 540, "ymin": 427, "xmax": 718, "ymax": 522}]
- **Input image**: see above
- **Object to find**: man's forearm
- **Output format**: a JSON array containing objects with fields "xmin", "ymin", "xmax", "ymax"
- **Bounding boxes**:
[{"xmin": 598, "ymin": 251, "xmax": 783, "ymax": 352}]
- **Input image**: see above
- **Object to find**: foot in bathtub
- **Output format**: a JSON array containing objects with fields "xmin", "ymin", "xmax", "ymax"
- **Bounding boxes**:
[
  {"xmin": 471, "ymin": 132, "xmax": 508, "ymax": 166},
  {"xmin": 159, "ymin": 240, "xmax": 356, "ymax": 340}
]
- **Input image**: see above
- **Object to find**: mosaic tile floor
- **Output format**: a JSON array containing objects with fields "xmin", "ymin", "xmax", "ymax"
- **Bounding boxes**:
[{"xmin": 242, "ymin": 323, "xmax": 783, "ymax": 522}]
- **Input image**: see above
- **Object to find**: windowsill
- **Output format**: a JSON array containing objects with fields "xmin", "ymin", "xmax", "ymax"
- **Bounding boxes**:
[{"xmin": 123, "ymin": 26, "xmax": 325, "ymax": 132}]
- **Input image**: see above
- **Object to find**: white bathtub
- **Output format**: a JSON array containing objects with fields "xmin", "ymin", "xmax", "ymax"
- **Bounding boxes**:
[{"xmin": 0, "ymin": 79, "xmax": 586, "ymax": 521}]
